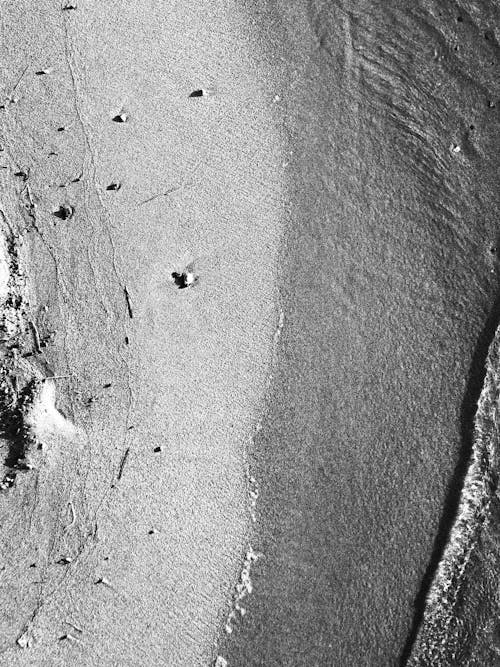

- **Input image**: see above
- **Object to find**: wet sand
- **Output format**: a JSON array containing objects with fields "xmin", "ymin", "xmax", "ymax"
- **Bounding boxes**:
[{"xmin": 217, "ymin": 1, "xmax": 500, "ymax": 665}]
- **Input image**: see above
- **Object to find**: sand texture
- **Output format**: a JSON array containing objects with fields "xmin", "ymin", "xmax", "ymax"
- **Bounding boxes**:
[
  {"xmin": 0, "ymin": 1, "xmax": 284, "ymax": 665},
  {"xmin": 2, "ymin": 1, "xmax": 500, "ymax": 666}
]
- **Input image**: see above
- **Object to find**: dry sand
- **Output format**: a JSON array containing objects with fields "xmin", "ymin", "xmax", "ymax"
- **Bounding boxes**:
[{"xmin": 0, "ymin": 1, "xmax": 284, "ymax": 665}]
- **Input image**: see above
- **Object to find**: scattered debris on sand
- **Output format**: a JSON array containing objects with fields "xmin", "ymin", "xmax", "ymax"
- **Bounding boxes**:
[
  {"xmin": 188, "ymin": 88, "xmax": 214, "ymax": 98},
  {"xmin": 106, "ymin": 182, "xmax": 121, "ymax": 191},
  {"xmin": 0, "ymin": 217, "xmax": 75, "ymax": 490},
  {"xmin": 112, "ymin": 111, "xmax": 129, "ymax": 123},
  {"xmin": 58, "ymin": 633, "xmax": 80, "ymax": 642},
  {"xmin": 117, "ymin": 446, "xmax": 130, "ymax": 480},
  {"xmin": 0, "ymin": 224, "xmax": 42, "ymax": 485},
  {"xmin": 94, "ymin": 576, "xmax": 111, "ymax": 586},
  {"xmin": 52, "ymin": 204, "xmax": 74, "ymax": 220},
  {"xmin": 57, "ymin": 556, "xmax": 73, "ymax": 565},
  {"xmin": 170, "ymin": 263, "xmax": 198, "ymax": 289},
  {"xmin": 123, "ymin": 286, "xmax": 133, "ymax": 318}
]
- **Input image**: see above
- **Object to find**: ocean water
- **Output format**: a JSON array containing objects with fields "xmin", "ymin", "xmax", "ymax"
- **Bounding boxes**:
[
  {"xmin": 217, "ymin": 1, "xmax": 500, "ymax": 665},
  {"xmin": 408, "ymin": 331, "xmax": 500, "ymax": 666}
]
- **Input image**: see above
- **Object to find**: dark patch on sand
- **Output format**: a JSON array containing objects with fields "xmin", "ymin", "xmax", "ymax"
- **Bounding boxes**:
[
  {"xmin": 106, "ymin": 182, "xmax": 121, "ymax": 191},
  {"xmin": 112, "ymin": 112, "xmax": 128, "ymax": 123},
  {"xmin": 52, "ymin": 204, "xmax": 73, "ymax": 220},
  {"xmin": 171, "ymin": 271, "xmax": 192, "ymax": 289},
  {"xmin": 123, "ymin": 286, "xmax": 133, "ymax": 318}
]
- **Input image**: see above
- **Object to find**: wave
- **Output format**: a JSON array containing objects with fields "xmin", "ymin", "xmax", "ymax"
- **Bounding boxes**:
[{"xmin": 408, "ymin": 332, "xmax": 500, "ymax": 665}]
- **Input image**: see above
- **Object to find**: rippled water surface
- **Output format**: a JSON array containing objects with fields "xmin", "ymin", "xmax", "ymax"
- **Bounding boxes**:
[{"xmin": 217, "ymin": 1, "xmax": 500, "ymax": 665}]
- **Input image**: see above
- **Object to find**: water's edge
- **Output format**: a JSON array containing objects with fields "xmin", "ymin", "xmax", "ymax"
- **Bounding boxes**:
[{"xmin": 408, "ymin": 330, "xmax": 500, "ymax": 666}]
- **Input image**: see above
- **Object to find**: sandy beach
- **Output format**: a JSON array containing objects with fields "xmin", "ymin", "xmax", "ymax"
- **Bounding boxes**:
[
  {"xmin": 2, "ymin": 1, "xmax": 500, "ymax": 666},
  {"xmin": 0, "ymin": 1, "xmax": 284, "ymax": 665}
]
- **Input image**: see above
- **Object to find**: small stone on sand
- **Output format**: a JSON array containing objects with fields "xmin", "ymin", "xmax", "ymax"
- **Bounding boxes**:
[
  {"xmin": 53, "ymin": 204, "xmax": 74, "ymax": 220},
  {"xmin": 112, "ymin": 113, "xmax": 128, "ymax": 123}
]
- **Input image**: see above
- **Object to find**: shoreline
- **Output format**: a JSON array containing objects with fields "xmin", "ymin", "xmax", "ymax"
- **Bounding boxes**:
[
  {"xmin": 218, "ymin": 2, "xmax": 500, "ymax": 666},
  {"xmin": 2, "ymin": 1, "xmax": 500, "ymax": 665},
  {"xmin": 407, "ymin": 329, "xmax": 500, "ymax": 665}
]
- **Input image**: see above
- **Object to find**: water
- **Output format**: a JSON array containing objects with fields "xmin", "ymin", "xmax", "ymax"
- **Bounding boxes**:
[
  {"xmin": 218, "ymin": 1, "xmax": 500, "ymax": 664},
  {"xmin": 409, "ymin": 332, "xmax": 500, "ymax": 666}
]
